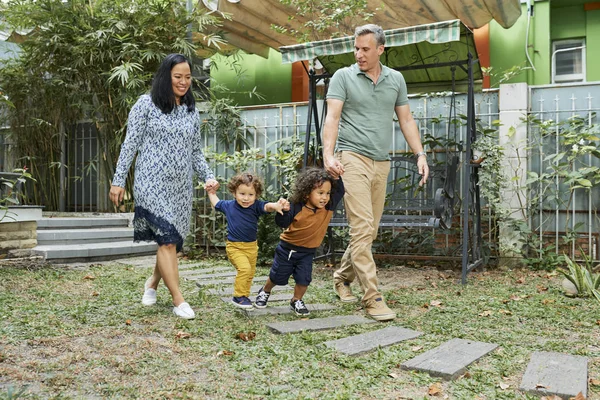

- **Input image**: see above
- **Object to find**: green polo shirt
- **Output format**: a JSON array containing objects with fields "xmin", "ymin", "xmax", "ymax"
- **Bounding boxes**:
[{"xmin": 327, "ymin": 63, "xmax": 409, "ymax": 161}]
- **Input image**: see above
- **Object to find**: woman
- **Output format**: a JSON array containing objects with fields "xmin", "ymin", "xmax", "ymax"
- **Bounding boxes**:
[{"xmin": 109, "ymin": 53, "xmax": 219, "ymax": 320}]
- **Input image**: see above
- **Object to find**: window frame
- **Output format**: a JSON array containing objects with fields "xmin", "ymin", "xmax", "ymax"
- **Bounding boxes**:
[{"xmin": 552, "ymin": 38, "xmax": 586, "ymax": 84}]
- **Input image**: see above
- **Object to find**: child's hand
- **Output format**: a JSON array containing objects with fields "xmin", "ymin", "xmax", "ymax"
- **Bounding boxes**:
[
  {"xmin": 278, "ymin": 198, "xmax": 290, "ymax": 212},
  {"xmin": 205, "ymin": 179, "xmax": 220, "ymax": 193}
]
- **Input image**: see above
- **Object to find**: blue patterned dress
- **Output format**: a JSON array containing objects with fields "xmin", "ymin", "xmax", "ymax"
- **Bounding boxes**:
[{"xmin": 112, "ymin": 95, "xmax": 214, "ymax": 251}]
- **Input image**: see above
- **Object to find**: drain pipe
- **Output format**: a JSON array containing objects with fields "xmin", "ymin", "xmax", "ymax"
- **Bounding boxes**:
[{"xmin": 525, "ymin": 0, "xmax": 536, "ymax": 72}]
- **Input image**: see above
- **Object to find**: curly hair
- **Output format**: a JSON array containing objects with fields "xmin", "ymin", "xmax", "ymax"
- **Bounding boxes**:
[
  {"xmin": 227, "ymin": 172, "xmax": 264, "ymax": 197},
  {"xmin": 289, "ymin": 167, "xmax": 336, "ymax": 204}
]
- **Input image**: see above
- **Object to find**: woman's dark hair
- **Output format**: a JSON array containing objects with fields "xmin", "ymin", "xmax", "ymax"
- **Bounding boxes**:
[
  {"xmin": 227, "ymin": 172, "xmax": 264, "ymax": 197},
  {"xmin": 289, "ymin": 167, "xmax": 335, "ymax": 204},
  {"xmin": 151, "ymin": 53, "xmax": 195, "ymax": 114}
]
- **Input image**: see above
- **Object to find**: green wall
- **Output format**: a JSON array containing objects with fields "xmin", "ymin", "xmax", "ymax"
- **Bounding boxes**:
[
  {"xmin": 586, "ymin": 9, "xmax": 600, "ymax": 82},
  {"xmin": 489, "ymin": 0, "xmax": 550, "ymax": 86},
  {"xmin": 210, "ymin": 48, "xmax": 292, "ymax": 106},
  {"xmin": 551, "ymin": 4, "xmax": 585, "ymax": 40}
]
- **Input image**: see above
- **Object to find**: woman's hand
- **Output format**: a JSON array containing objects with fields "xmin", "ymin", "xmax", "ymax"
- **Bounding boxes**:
[
  {"xmin": 109, "ymin": 185, "xmax": 125, "ymax": 207},
  {"xmin": 204, "ymin": 178, "xmax": 220, "ymax": 193}
]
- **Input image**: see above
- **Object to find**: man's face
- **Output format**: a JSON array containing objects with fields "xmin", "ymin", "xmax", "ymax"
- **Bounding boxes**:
[{"xmin": 354, "ymin": 33, "xmax": 384, "ymax": 72}]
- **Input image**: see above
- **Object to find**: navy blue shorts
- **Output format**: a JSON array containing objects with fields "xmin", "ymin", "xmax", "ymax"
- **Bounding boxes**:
[{"xmin": 269, "ymin": 243, "xmax": 314, "ymax": 286}]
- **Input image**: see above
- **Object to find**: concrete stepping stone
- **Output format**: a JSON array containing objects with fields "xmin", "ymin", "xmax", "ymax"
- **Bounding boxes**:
[
  {"xmin": 247, "ymin": 304, "xmax": 336, "ymax": 316},
  {"xmin": 324, "ymin": 326, "xmax": 423, "ymax": 356},
  {"xmin": 179, "ymin": 266, "xmax": 232, "ymax": 276},
  {"xmin": 519, "ymin": 351, "xmax": 588, "ymax": 399},
  {"xmin": 183, "ymin": 271, "xmax": 237, "ymax": 280},
  {"xmin": 220, "ymin": 293, "xmax": 291, "ymax": 304},
  {"xmin": 266, "ymin": 315, "xmax": 375, "ymax": 334},
  {"xmin": 206, "ymin": 285, "xmax": 292, "ymax": 296},
  {"xmin": 195, "ymin": 276, "xmax": 268, "ymax": 287},
  {"xmin": 401, "ymin": 338, "xmax": 498, "ymax": 380}
]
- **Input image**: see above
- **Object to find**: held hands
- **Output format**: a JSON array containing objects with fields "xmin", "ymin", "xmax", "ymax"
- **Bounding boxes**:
[
  {"xmin": 273, "ymin": 198, "xmax": 290, "ymax": 215},
  {"xmin": 109, "ymin": 185, "xmax": 125, "ymax": 207},
  {"xmin": 324, "ymin": 154, "xmax": 344, "ymax": 179},
  {"xmin": 204, "ymin": 179, "xmax": 220, "ymax": 194},
  {"xmin": 417, "ymin": 156, "xmax": 429, "ymax": 186}
]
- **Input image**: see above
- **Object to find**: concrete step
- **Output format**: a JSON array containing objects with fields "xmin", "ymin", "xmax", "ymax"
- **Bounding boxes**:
[
  {"xmin": 31, "ymin": 240, "xmax": 157, "ymax": 262},
  {"xmin": 37, "ymin": 217, "xmax": 129, "ymax": 230},
  {"xmin": 37, "ymin": 227, "xmax": 133, "ymax": 245}
]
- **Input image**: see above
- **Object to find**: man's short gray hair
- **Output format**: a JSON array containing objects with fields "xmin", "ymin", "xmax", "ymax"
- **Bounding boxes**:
[{"xmin": 354, "ymin": 24, "xmax": 385, "ymax": 47}]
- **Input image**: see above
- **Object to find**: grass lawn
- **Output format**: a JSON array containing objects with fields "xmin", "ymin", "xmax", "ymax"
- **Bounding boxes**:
[{"xmin": 0, "ymin": 257, "xmax": 599, "ymax": 399}]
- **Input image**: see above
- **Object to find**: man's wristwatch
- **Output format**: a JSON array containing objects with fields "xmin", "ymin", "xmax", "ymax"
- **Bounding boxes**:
[{"xmin": 415, "ymin": 151, "xmax": 427, "ymax": 159}]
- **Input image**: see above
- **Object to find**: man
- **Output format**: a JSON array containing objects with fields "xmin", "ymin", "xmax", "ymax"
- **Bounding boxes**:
[{"xmin": 323, "ymin": 24, "xmax": 429, "ymax": 321}]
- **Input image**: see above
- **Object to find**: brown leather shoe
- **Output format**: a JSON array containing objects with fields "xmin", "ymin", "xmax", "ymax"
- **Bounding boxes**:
[
  {"xmin": 364, "ymin": 297, "xmax": 396, "ymax": 321},
  {"xmin": 334, "ymin": 280, "xmax": 358, "ymax": 303}
]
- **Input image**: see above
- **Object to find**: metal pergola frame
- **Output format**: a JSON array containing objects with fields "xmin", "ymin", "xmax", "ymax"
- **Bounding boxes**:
[{"xmin": 285, "ymin": 22, "xmax": 483, "ymax": 283}]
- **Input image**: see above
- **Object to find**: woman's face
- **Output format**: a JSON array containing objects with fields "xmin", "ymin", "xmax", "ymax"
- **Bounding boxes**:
[{"xmin": 171, "ymin": 62, "xmax": 192, "ymax": 103}]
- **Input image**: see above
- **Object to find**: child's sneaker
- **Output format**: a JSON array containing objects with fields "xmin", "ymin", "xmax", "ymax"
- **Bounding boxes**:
[
  {"xmin": 290, "ymin": 298, "xmax": 310, "ymax": 316},
  {"xmin": 254, "ymin": 288, "xmax": 270, "ymax": 309},
  {"xmin": 232, "ymin": 296, "xmax": 253, "ymax": 309}
]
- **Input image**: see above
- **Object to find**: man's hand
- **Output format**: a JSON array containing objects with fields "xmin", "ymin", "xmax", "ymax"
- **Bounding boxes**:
[
  {"xmin": 109, "ymin": 185, "xmax": 125, "ymax": 207},
  {"xmin": 417, "ymin": 156, "xmax": 429, "ymax": 186},
  {"xmin": 324, "ymin": 154, "xmax": 344, "ymax": 179}
]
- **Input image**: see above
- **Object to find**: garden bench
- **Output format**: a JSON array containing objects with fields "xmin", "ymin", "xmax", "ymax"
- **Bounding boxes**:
[{"xmin": 322, "ymin": 153, "xmax": 459, "ymax": 261}]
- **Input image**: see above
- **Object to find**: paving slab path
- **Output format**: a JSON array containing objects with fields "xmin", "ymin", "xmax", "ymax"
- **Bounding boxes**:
[
  {"xmin": 246, "ymin": 304, "xmax": 337, "ymax": 316},
  {"xmin": 401, "ymin": 338, "xmax": 498, "ymax": 380},
  {"xmin": 183, "ymin": 271, "xmax": 237, "ymax": 280},
  {"xmin": 195, "ymin": 276, "xmax": 268, "ymax": 287},
  {"xmin": 519, "ymin": 351, "xmax": 588, "ymax": 399},
  {"xmin": 206, "ymin": 285, "xmax": 292, "ymax": 296},
  {"xmin": 266, "ymin": 315, "xmax": 376, "ymax": 334},
  {"xmin": 179, "ymin": 267, "xmax": 233, "ymax": 276},
  {"xmin": 220, "ymin": 293, "xmax": 291, "ymax": 304},
  {"xmin": 324, "ymin": 326, "xmax": 423, "ymax": 356}
]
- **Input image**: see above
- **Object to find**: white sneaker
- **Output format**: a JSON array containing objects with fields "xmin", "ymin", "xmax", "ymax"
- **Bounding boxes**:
[
  {"xmin": 173, "ymin": 302, "xmax": 195, "ymax": 319},
  {"xmin": 141, "ymin": 277, "xmax": 157, "ymax": 306}
]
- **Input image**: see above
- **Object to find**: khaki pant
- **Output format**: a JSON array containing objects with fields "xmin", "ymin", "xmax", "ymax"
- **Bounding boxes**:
[
  {"xmin": 333, "ymin": 151, "xmax": 390, "ymax": 302},
  {"xmin": 226, "ymin": 240, "xmax": 258, "ymax": 297}
]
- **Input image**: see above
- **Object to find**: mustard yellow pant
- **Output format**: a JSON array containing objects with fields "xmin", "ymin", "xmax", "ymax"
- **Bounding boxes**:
[{"xmin": 226, "ymin": 240, "xmax": 258, "ymax": 297}]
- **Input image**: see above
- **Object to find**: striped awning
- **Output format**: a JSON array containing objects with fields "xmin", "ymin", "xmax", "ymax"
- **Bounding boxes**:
[{"xmin": 280, "ymin": 20, "xmax": 481, "ymax": 86}]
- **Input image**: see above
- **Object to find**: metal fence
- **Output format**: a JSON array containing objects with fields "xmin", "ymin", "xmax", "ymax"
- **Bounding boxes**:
[
  {"xmin": 528, "ymin": 82, "xmax": 600, "ymax": 260},
  {"xmin": 4, "ymin": 82, "xmax": 600, "ymax": 261}
]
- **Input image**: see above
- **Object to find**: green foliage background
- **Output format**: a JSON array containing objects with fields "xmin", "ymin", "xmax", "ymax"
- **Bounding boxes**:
[{"xmin": 0, "ymin": 0, "xmax": 223, "ymax": 210}]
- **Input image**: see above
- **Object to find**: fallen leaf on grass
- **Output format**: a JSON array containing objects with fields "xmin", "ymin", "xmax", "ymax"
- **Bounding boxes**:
[
  {"xmin": 217, "ymin": 350, "xmax": 233, "ymax": 356},
  {"xmin": 125, "ymin": 319, "xmax": 131, "ymax": 326},
  {"xmin": 431, "ymin": 282, "xmax": 438, "ymax": 289},
  {"xmin": 541, "ymin": 396, "xmax": 562, "ymax": 400},
  {"xmin": 175, "ymin": 331, "xmax": 191, "ymax": 339},
  {"xmin": 389, "ymin": 372, "xmax": 400, "ymax": 379},
  {"xmin": 459, "ymin": 372, "xmax": 471, "ymax": 379},
  {"xmin": 542, "ymin": 299, "xmax": 555, "ymax": 305},
  {"xmin": 498, "ymin": 382, "xmax": 510, "ymax": 390},
  {"xmin": 428, "ymin": 382, "xmax": 442, "ymax": 396},
  {"xmin": 590, "ymin": 378, "xmax": 600, "ymax": 385},
  {"xmin": 516, "ymin": 277, "xmax": 526, "ymax": 284},
  {"xmin": 91, "ymin": 291, "xmax": 99, "ymax": 297},
  {"xmin": 570, "ymin": 393, "xmax": 585, "ymax": 400},
  {"xmin": 478, "ymin": 310, "xmax": 492, "ymax": 317},
  {"xmin": 236, "ymin": 332, "xmax": 256, "ymax": 342},
  {"xmin": 537, "ymin": 285, "xmax": 549, "ymax": 292},
  {"xmin": 83, "ymin": 275, "xmax": 95, "ymax": 280},
  {"xmin": 430, "ymin": 300, "xmax": 442, "ymax": 307},
  {"xmin": 510, "ymin": 295, "xmax": 524, "ymax": 301},
  {"xmin": 499, "ymin": 309, "xmax": 512, "ymax": 315},
  {"xmin": 546, "ymin": 271, "xmax": 558, "ymax": 278},
  {"xmin": 596, "ymin": 320, "xmax": 600, "ymax": 326},
  {"xmin": 411, "ymin": 345, "xmax": 423, "ymax": 352}
]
